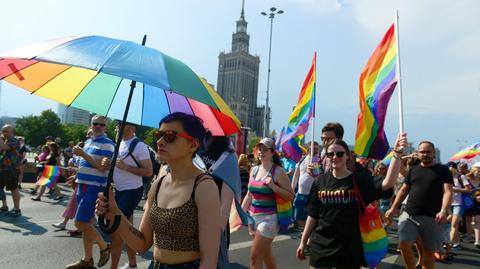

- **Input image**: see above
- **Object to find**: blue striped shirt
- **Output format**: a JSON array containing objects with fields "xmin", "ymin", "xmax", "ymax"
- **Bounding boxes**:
[{"xmin": 76, "ymin": 134, "xmax": 115, "ymax": 186}]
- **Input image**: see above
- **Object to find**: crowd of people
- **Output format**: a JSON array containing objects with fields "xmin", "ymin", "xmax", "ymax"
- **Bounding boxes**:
[{"xmin": 1, "ymin": 114, "xmax": 480, "ymax": 269}]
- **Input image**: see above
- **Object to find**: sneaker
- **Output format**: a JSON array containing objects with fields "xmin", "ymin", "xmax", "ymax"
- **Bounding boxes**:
[
  {"xmin": 52, "ymin": 222, "xmax": 67, "ymax": 230},
  {"xmin": 65, "ymin": 258, "xmax": 94, "ymax": 269},
  {"xmin": 120, "ymin": 263, "xmax": 138, "ymax": 269},
  {"xmin": 451, "ymin": 243, "xmax": 462, "ymax": 250},
  {"xmin": 97, "ymin": 243, "xmax": 111, "ymax": 267},
  {"xmin": 7, "ymin": 208, "xmax": 21, "ymax": 217},
  {"xmin": 31, "ymin": 197, "xmax": 41, "ymax": 201},
  {"xmin": 0, "ymin": 206, "xmax": 8, "ymax": 212},
  {"xmin": 68, "ymin": 230, "xmax": 82, "ymax": 237}
]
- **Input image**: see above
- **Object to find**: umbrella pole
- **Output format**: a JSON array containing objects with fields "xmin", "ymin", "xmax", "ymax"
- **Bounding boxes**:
[{"xmin": 99, "ymin": 35, "xmax": 147, "ymax": 234}]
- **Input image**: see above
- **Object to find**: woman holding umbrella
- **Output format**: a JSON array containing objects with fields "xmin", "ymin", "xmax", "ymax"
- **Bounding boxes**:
[{"xmin": 96, "ymin": 112, "xmax": 221, "ymax": 269}]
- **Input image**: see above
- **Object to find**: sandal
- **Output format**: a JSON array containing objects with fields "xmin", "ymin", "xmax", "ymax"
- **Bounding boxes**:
[
  {"xmin": 0, "ymin": 206, "xmax": 8, "ymax": 212},
  {"xmin": 97, "ymin": 243, "xmax": 111, "ymax": 267},
  {"xmin": 31, "ymin": 197, "xmax": 41, "ymax": 201}
]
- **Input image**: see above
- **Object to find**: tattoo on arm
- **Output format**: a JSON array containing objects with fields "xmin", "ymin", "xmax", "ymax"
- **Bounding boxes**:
[{"xmin": 129, "ymin": 225, "xmax": 145, "ymax": 240}]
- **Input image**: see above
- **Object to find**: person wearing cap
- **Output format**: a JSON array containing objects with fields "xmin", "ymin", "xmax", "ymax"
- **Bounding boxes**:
[{"xmin": 241, "ymin": 137, "xmax": 294, "ymax": 269}]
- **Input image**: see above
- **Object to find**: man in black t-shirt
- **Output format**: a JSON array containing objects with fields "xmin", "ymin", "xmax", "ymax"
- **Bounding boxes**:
[{"xmin": 386, "ymin": 141, "xmax": 453, "ymax": 269}]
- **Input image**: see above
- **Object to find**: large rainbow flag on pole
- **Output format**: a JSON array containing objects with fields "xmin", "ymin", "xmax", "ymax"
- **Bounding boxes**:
[
  {"xmin": 36, "ymin": 165, "xmax": 61, "ymax": 188},
  {"xmin": 354, "ymin": 24, "xmax": 399, "ymax": 160},
  {"xmin": 280, "ymin": 53, "xmax": 316, "ymax": 162}
]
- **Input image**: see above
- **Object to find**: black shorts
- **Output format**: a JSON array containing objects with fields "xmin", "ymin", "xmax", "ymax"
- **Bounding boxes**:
[{"xmin": 0, "ymin": 169, "xmax": 19, "ymax": 191}]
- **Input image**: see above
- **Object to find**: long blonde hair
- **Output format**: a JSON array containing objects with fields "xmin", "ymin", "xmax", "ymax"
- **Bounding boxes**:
[{"xmin": 466, "ymin": 167, "xmax": 479, "ymax": 181}]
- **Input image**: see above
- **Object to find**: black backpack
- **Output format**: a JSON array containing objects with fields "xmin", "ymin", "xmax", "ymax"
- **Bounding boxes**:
[{"xmin": 127, "ymin": 138, "xmax": 160, "ymax": 183}]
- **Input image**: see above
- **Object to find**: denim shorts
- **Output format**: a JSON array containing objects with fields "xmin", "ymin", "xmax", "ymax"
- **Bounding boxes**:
[
  {"xmin": 115, "ymin": 186, "xmax": 143, "ymax": 218},
  {"xmin": 451, "ymin": 205, "xmax": 464, "ymax": 216},
  {"xmin": 252, "ymin": 213, "xmax": 279, "ymax": 239}
]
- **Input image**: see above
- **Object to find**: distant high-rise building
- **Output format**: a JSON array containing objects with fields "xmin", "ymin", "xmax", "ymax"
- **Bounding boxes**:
[
  {"xmin": 57, "ymin": 104, "xmax": 91, "ymax": 125},
  {"xmin": 217, "ymin": 0, "xmax": 263, "ymax": 136}
]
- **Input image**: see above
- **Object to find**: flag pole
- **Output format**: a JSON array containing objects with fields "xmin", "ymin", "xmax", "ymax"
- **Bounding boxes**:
[
  {"xmin": 395, "ymin": 10, "xmax": 405, "ymax": 134},
  {"xmin": 310, "ymin": 52, "xmax": 317, "ymax": 163}
]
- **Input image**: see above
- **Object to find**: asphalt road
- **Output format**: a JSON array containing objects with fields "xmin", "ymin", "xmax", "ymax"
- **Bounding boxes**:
[{"xmin": 1, "ymin": 184, "xmax": 479, "ymax": 269}]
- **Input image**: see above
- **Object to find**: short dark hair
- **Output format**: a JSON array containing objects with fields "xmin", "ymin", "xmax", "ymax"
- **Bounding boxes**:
[
  {"xmin": 159, "ymin": 112, "xmax": 207, "ymax": 143},
  {"xmin": 321, "ymin": 122, "xmax": 344, "ymax": 139},
  {"xmin": 418, "ymin": 141, "xmax": 435, "ymax": 150}
]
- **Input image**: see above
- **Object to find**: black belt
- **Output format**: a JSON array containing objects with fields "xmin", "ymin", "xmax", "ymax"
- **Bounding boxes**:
[{"xmin": 151, "ymin": 259, "xmax": 200, "ymax": 269}]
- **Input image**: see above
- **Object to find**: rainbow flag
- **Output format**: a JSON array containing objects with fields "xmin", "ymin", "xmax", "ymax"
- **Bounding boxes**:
[
  {"xmin": 36, "ymin": 165, "xmax": 61, "ymax": 188},
  {"xmin": 354, "ymin": 24, "xmax": 398, "ymax": 160},
  {"xmin": 280, "ymin": 53, "xmax": 316, "ymax": 162},
  {"xmin": 450, "ymin": 142, "xmax": 480, "ymax": 161},
  {"xmin": 381, "ymin": 150, "xmax": 394, "ymax": 166}
]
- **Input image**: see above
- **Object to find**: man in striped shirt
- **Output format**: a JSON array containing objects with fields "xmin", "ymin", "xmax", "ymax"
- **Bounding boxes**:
[{"xmin": 67, "ymin": 115, "xmax": 115, "ymax": 269}]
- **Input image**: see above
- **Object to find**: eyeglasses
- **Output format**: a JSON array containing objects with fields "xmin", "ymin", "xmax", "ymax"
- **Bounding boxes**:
[
  {"xmin": 321, "ymin": 136, "xmax": 334, "ymax": 142},
  {"xmin": 154, "ymin": 130, "xmax": 194, "ymax": 143},
  {"xmin": 92, "ymin": 122, "xmax": 106, "ymax": 127},
  {"xmin": 326, "ymin": 151, "xmax": 346, "ymax": 158}
]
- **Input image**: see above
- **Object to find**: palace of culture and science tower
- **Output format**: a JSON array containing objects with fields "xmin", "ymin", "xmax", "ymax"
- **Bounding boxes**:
[{"xmin": 217, "ymin": 1, "xmax": 266, "ymax": 137}]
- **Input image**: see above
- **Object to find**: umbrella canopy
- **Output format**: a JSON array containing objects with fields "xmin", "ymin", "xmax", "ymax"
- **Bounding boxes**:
[
  {"xmin": 450, "ymin": 142, "xmax": 480, "ymax": 161},
  {"xmin": 0, "ymin": 36, "xmax": 240, "ymax": 135}
]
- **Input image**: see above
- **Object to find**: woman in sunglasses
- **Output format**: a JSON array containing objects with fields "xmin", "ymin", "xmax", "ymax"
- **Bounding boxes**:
[
  {"xmin": 296, "ymin": 134, "xmax": 407, "ymax": 269},
  {"xmin": 96, "ymin": 112, "xmax": 221, "ymax": 269}
]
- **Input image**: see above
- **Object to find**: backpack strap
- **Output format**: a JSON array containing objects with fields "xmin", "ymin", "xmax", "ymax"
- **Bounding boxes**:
[{"xmin": 126, "ymin": 138, "xmax": 141, "ymax": 167}]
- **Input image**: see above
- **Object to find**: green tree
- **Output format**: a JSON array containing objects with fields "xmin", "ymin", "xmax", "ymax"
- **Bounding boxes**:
[
  {"xmin": 16, "ymin": 109, "xmax": 62, "ymax": 147},
  {"xmin": 61, "ymin": 124, "xmax": 89, "ymax": 145},
  {"xmin": 249, "ymin": 137, "xmax": 261, "ymax": 153}
]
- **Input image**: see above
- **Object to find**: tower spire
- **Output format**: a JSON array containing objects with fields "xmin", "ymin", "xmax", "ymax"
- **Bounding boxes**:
[{"xmin": 240, "ymin": 0, "xmax": 245, "ymax": 19}]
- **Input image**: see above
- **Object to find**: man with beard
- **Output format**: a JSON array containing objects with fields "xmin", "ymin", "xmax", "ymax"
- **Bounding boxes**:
[{"xmin": 386, "ymin": 141, "xmax": 453, "ymax": 269}]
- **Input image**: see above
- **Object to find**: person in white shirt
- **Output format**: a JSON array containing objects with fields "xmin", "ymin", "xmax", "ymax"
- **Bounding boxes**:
[{"xmin": 110, "ymin": 122, "xmax": 153, "ymax": 269}]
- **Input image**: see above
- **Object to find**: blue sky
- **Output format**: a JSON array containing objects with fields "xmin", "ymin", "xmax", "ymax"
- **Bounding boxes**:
[{"xmin": 1, "ymin": 0, "xmax": 479, "ymax": 162}]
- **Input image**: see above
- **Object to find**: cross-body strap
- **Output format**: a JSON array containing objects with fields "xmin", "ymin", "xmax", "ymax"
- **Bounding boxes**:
[{"xmin": 126, "ymin": 138, "xmax": 141, "ymax": 168}]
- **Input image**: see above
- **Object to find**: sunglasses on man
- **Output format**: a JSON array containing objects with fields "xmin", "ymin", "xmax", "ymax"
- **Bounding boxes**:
[
  {"xmin": 154, "ymin": 130, "xmax": 194, "ymax": 144},
  {"xmin": 326, "ymin": 151, "xmax": 346, "ymax": 159},
  {"xmin": 92, "ymin": 122, "xmax": 106, "ymax": 127}
]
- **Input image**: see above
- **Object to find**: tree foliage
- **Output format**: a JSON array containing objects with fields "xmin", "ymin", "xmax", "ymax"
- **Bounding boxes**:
[{"xmin": 16, "ymin": 109, "xmax": 62, "ymax": 147}]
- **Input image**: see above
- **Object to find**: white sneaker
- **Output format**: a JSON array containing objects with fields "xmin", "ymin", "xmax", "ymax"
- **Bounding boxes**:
[
  {"xmin": 120, "ymin": 263, "xmax": 138, "ymax": 269},
  {"xmin": 52, "ymin": 222, "xmax": 66, "ymax": 230}
]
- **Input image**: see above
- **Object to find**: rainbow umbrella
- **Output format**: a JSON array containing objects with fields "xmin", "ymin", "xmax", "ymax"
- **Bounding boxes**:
[
  {"xmin": 450, "ymin": 142, "xmax": 480, "ymax": 161},
  {"xmin": 0, "ymin": 35, "xmax": 241, "ymax": 233},
  {"xmin": 0, "ymin": 35, "xmax": 240, "ymax": 135}
]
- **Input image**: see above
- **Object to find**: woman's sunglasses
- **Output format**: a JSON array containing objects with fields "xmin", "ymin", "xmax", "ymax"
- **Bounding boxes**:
[
  {"xmin": 154, "ymin": 130, "xmax": 194, "ymax": 143},
  {"xmin": 326, "ymin": 151, "xmax": 346, "ymax": 159}
]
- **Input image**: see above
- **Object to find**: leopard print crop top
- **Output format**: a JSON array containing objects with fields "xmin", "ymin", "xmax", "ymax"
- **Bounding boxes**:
[{"xmin": 149, "ymin": 173, "xmax": 209, "ymax": 252}]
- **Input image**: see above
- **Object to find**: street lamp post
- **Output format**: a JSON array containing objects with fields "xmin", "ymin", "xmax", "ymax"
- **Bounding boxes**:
[{"xmin": 261, "ymin": 7, "xmax": 283, "ymax": 138}]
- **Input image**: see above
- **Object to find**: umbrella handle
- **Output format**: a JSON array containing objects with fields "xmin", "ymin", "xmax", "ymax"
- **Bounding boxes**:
[{"xmin": 99, "ymin": 214, "xmax": 121, "ymax": 234}]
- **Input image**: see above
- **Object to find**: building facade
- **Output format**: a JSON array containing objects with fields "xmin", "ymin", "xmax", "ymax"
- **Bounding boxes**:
[
  {"xmin": 57, "ymin": 104, "xmax": 91, "ymax": 125},
  {"xmin": 217, "ymin": 3, "xmax": 264, "ymax": 136}
]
